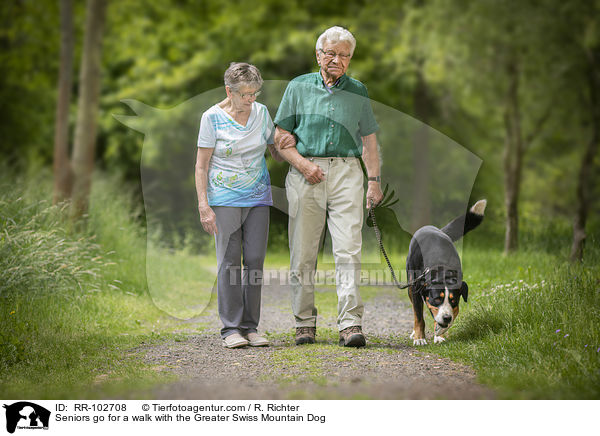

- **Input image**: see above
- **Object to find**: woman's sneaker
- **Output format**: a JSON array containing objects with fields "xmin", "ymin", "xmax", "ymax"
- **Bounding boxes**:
[
  {"xmin": 339, "ymin": 326, "xmax": 366, "ymax": 347},
  {"xmin": 245, "ymin": 332, "xmax": 270, "ymax": 347},
  {"xmin": 222, "ymin": 333, "xmax": 249, "ymax": 348}
]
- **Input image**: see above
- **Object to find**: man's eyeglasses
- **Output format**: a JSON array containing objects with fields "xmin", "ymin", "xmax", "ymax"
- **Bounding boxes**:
[
  {"xmin": 319, "ymin": 49, "xmax": 351, "ymax": 60},
  {"xmin": 234, "ymin": 90, "xmax": 262, "ymax": 99}
]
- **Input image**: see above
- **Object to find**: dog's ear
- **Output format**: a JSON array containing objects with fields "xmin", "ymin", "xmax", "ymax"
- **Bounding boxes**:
[{"xmin": 460, "ymin": 281, "xmax": 469, "ymax": 302}]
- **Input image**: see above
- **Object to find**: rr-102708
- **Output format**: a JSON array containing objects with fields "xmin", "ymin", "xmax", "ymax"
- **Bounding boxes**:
[{"xmin": 74, "ymin": 404, "xmax": 127, "ymax": 412}]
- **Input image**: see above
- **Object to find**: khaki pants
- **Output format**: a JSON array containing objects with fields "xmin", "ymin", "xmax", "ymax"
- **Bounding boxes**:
[{"xmin": 285, "ymin": 157, "xmax": 364, "ymax": 331}]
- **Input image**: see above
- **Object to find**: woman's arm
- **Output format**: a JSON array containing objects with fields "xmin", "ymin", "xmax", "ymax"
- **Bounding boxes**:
[
  {"xmin": 195, "ymin": 147, "xmax": 218, "ymax": 235},
  {"xmin": 274, "ymin": 126, "xmax": 325, "ymax": 184},
  {"xmin": 267, "ymin": 143, "xmax": 284, "ymax": 162}
]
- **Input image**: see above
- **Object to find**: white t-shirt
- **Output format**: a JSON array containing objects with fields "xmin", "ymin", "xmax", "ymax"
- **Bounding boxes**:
[{"xmin": 197, "ymin": 102, "xmax": 274, "ymax": 207}]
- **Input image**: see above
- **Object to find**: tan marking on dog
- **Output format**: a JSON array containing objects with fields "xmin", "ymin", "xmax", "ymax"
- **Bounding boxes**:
[
  {"xmin": 425, "ymin": 300, "xmax": 440, "ymax": 318},
  {"xmin": 409, "ymin": 286, "xmax": 426, "ymax": 340}
]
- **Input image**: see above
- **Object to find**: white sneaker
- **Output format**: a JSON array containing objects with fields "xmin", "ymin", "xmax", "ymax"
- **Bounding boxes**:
[
  {"xmin": 222, "ymin": 333, "xmax": 249, "ymax": 348},
  {"xmin": 245, "ymin": 332, "xmax": 269, "ymax": 347}
]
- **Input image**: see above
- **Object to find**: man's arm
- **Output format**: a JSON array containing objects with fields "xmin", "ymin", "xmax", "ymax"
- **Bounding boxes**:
[
  {"xmin": 274, "ymin": 126, "xmax": 325, "ymax": 185},
  {"xmin": 362, "ymin": 132, "xmax": 384, "ymax": 207}
]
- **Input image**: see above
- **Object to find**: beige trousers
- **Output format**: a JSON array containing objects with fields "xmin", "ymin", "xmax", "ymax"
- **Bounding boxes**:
[{"xmin": 285, "ymin": 157, "xmax": 364, "ymax": 331}]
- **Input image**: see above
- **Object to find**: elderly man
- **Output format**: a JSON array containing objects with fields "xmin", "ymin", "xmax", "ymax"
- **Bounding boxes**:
[{"xmin": 274, "ymin": 26, "xmax": 383, "ymax": 347}]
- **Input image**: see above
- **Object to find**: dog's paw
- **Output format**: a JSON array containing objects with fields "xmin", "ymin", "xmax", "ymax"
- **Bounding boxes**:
[
  {"xmin": 410, "ymin": 330, "xmax": 415, "ymax": 339},
  {"xmin": 434, "ymin": 335, "xmax": 446, "ymax": 344},
  {"xmin": 413, "ymin": 338, "xmax": 427, "ymax": 346}
]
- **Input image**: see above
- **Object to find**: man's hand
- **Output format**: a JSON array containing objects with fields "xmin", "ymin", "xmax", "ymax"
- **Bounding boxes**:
[
  {"xmin": 198, "ymin": 205, "xmax": 217, "ymax": 235},
  {"xmin": 299, "ymin": 159, "xmax": 325, "ymax": 184},
  {"xmin": 366, "ymin": 181, "xmax": 384, "ymax": 209},
  {"xmin": 274, "ymin": 126, "xmax": 297, "ymax": 150}
]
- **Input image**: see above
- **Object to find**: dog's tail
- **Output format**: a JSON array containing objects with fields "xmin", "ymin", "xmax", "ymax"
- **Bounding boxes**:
[{"xmin": 441, "ymin": 199, "xmax": 487, "ymax": 242}]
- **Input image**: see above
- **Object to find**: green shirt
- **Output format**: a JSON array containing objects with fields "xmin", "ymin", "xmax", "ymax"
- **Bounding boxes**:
[{"xmin": 274, "ymin": 72, "xmax": 379, "ymax": 157}]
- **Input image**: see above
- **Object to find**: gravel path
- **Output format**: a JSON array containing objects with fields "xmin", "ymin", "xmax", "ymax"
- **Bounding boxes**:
[{"xmin": 135, "ymin": 278, "xmax": 494, "ymax": 400}]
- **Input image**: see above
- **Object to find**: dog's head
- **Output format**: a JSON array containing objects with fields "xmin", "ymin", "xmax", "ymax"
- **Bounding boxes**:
[
  {"xmin": 424, "ymin": 282, "xmax": 468, "ymax": 329},
  {"xmin": 416, "ymin": 269, "xmax": 468, "ymax": 333}
]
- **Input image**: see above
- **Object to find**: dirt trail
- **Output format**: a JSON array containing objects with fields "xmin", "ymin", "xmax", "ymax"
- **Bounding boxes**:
[{"xmin": 136, "ymin": 278, "xmax": 494, "ymax": 400}]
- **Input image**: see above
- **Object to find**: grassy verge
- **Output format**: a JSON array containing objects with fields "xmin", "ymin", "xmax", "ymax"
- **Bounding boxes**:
[
  {"xmin": 419, "ymin": 238, "xmax": 600, "ymax": 399},
  {"xmin": 0, "ymin": 169, "xmax": 184, "ymax": 399}
]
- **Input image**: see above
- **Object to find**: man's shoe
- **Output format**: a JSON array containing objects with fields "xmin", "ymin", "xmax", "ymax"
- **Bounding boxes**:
[
  {"xmin": 339, "ymin": 326, "xmax": 366, "ymax": 348},
  {"xmin": 295, "ymin": 327, "xmax": 316, "ymax": 345},
  {"xmin": 245, "ymin": 332, "xmax": 270, "ymax": 347},
  {"xmin": 222, "ymin": 333, "xmax": 249, "ymax": 348}
]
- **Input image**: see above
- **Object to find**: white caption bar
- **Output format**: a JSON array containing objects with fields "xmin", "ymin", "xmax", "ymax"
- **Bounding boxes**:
[{"xmin": 0, "ymin": 400, "xmax": 595, "ymax": 436}]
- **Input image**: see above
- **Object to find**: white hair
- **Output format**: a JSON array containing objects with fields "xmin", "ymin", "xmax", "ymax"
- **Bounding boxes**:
[{"xmin": 316, "ymin": 26, "xmax": 356, "ymax": 56}]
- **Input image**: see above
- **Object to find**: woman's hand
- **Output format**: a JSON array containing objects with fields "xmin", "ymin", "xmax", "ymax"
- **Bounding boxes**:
[
  {"xmin": 267, "ymin": 143, "xmax": 284, "ymax": 162},
  {"xmin": 198, "ymin": 205, "xmax": 218, "ymax": 235}
]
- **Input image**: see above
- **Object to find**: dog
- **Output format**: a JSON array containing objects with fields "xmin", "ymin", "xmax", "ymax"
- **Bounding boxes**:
[{"xmin": 406, "ymin": 199, "xmax": 486, "ymax": 345}]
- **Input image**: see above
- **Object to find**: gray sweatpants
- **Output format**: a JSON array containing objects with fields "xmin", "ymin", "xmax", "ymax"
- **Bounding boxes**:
[{"xmin": 213, "ymin": 206, "xmax": 269, "ymax": 339}]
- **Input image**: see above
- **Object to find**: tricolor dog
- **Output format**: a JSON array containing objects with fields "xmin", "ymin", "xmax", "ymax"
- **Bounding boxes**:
[{"xmin": 406, "ymin": 200, "xmax": 486, "ymax": 345}]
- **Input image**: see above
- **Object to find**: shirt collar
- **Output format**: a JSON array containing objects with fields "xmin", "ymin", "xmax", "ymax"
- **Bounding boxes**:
[{"xmin": 319, "ymin": 70, "xmax": 347, "ymax": 93}]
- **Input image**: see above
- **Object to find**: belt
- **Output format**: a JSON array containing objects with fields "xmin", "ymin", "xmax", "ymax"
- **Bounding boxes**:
[{"xmin": 307, "ymin": 156, "xmax": 358, "ymax": 162}]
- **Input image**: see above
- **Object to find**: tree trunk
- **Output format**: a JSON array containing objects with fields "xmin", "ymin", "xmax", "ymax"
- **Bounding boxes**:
[
  {"xmin": 70, "ymin": 0, "xmax": 107, "ymax": 220},
  {"xmin": 503, "ymin": 58, "xmax": 524, "ymax": 254},
  {"xmin": 570, "ymin": 48, "xmax": 600, "ymax": 261},
  {"xmin": 52, "ymin": 0, "xmax": 74, "ymax": 204}
]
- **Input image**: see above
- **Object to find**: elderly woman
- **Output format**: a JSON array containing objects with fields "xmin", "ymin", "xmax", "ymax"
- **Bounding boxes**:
[{"xmin": 195, "ymin": 62, "xmax": 282, "ymax": 349}]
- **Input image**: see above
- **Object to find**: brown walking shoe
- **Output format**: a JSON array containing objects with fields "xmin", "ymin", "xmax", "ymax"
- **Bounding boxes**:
[
  {"xmin": 339, "ymin": 325, "xmax": 366, "ymax": 348},
  {"xmin": 295, "ymin": 327, "xmax": 316, "ymax": 345}
]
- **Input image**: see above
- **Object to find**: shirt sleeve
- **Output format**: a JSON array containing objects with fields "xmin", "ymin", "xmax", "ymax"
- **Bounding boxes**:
[
  {"xmin": 197, "ymin": 111, "xmax": 216, "ymax": 148},
  {"xmin": 273, "ymin": 81, "xmax": 297, "ymax": 132},
  {"xmin": 264, "ymin": 106, "xmax": 275, "ymax": 144},
  {"xmin": 358, "ymin": 90, "xmax": 379, "ymax": 137}
]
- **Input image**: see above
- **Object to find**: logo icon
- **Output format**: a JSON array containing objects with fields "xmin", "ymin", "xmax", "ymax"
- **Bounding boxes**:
[{"xmin": 3, "ymin": 402, "xmax": 50, "ymax": 434}]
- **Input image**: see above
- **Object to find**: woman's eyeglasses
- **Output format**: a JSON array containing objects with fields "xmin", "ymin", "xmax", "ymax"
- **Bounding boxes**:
[{"xmin": 235, "ymin": 90, "xmax": 262, "ymax": 99}]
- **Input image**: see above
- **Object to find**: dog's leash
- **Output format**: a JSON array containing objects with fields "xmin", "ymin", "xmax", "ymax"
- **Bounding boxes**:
[{"xmin": 368, "ymin": 200, "xmax": 429, "ymax": 290}]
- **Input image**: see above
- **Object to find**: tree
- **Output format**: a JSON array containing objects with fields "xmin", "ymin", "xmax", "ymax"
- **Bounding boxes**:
[
  {"xmin": 568, "ymin": 2, "xmax": 600, "ymax": 261},
  {"xmin": 52, "ymin": 0, "xmax": 74, "ymax": 204},
  {"xmin": 69, "ymin": 0, "xmax": 107, "ymax": 219},
  {"xmin": 423, "ymin": 0, "xmax": 561, "ymax": 253}
]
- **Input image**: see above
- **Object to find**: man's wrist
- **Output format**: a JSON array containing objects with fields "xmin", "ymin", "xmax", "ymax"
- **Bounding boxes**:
[{"xmin": 367, "ymin": 176, "xmax": 381, "ymax": 183}]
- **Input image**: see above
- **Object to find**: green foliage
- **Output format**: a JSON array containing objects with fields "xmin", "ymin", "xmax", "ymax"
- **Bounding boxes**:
[
  {"xmin": 1, "ymin": 0, "xmax": 598, "ymax": 245},
  {"xmin": 0, "ymin": 169, "xmax": 106, "ymax": 297}
]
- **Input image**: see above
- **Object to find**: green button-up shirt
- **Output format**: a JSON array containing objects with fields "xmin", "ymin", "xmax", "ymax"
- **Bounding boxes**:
[{"xmin": 274, "ymin": 72, "xmax": 379, "ymax": 157}]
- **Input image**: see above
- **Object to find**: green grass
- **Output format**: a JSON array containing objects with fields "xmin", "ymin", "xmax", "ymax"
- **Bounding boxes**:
[
  {"xmin": 145, "ymin": 246, "xmax": 216, "ymax": 319},
  {"xmin": 0, "ymin": 168, "xmax": 188, "ymax": 398}
]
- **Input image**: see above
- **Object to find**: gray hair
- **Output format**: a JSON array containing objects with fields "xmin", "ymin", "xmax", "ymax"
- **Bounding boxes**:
[
  {"xmin": 224, "ymin": 62, "xmax": 263, "ymax": 91},
  {"xmin": 316, "ymin": 26, "xmax": 356, "ymax": 56}
]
